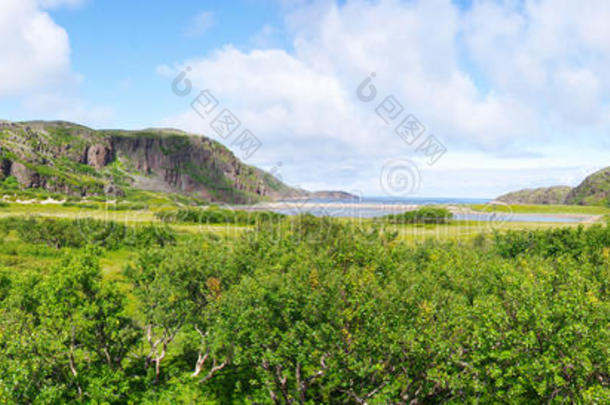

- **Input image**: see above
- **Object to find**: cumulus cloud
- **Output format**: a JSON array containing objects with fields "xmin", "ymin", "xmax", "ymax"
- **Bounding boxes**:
[
  {"xmin": 0, "ymin": 0, "xmax": 75, "ymax": 97},
  {"xmin": 160, "ymin": 0, "xmax": 610, "ymax": 195},
  {"xmin": 0, "ymin": 0, "xmax": 114, "ymax": 127},
  {"xmin": 463, "ymin": 0, "xmax": 610, "ymax": 128}
]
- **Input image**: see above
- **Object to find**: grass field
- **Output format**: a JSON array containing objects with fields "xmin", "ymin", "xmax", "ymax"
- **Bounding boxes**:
[
  {"xmin": 0, "ymin": 201, "xmax": 601, "ymax": 249},
  {"xmin": 470, "ymin": 203, "xmax": 610, "ymax": 215}
]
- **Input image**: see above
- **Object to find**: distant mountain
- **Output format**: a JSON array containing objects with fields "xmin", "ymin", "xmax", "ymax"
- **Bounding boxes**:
[
  {"xmin": 280, "ymin": 190, "xmax": 359, "ymax": 201},
  {"xmin": 496, "ymin": 167, "xmax": 610, "ymax": 206},
  {"xmin": 496, "ymin": 186, "xmax": 572, "ymax": 205},
  {"xmin": 0, "ymin": 120, "xmax": 293, "ymax": 204}
]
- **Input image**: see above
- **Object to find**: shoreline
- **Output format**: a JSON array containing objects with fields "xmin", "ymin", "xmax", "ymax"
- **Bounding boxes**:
[{"xmin": 236, "ymin": 201, "xmax": 603, "ymax": 223}]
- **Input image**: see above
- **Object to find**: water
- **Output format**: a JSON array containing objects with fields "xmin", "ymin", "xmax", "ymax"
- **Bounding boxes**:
[
  {"xmin": 279, "ymin": 196, "xmax": 492, "ymax": 205},
  {"xmin": 270, "ymin": 196, "xmax": 586, "ymax": 223}
]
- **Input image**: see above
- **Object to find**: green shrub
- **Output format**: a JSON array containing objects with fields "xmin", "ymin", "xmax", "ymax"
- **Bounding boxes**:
[
  {"xmin": 382, "ymin": 206, "xmax": 453, "ymax": 224},
  {"xmin": 61, "ymin": 201, "xmax": 100, "ymax": 209},
  {"xmin": 493, "ymin": 224, "xmax": 610, "ymax": 260},
  {"xmin": 1, "ymin": 216, "xmax": 609, "ymax": 403},
  {"xmin": 106, "ymin": 202, "xmax": 148, "ymax": 211},
  {"xmin": 0, "ymin": 217, "xmax": 176, "ymax": 250},
  {"xmin": 155, "ymin": 206, "xmax": 284, "ymax": 225},
  {"xmin": 0, "ymin": 176, "xmax": 19, "ymax": 190}
]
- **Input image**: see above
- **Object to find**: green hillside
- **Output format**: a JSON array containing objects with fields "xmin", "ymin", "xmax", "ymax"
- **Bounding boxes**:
[
  {"xmin": 565, "ymin": 167, "xmax": 610, "ymax": 206},
  {"xmin": 0, "ymin": 120, "xmax": 291, "ymax": 204},
  {"xmin": 496, "ymin": 186, "xmax": 572, "ymax": 205},
  {"xmin": 496, "ymin": 167, "xmax": 610, "ymax": 207}
]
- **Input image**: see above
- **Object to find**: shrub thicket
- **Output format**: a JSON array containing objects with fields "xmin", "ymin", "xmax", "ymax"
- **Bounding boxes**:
[
  {"xmin": 155, "ymin": 206, "xmax": 285, "ymax": 225},
  {"xmin": 0, "ymin": 217, "xmax": 176, "ymax": 250},
  {"xmin": 0, "ymin": 217, "xmax": 608, "ymax": 404},
  {"xmin": 382, "ymin": 206, "xmax": 454, "ymax": 224}
]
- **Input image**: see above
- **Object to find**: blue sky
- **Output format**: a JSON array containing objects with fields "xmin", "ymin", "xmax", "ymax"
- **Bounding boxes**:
[
  {"xmin": 3, "ymin": 0, "xmax": 288, "ymax": 127},
  {"xmin": 1, "ymin": 0, "xmax": 609, "ymax": 198}
]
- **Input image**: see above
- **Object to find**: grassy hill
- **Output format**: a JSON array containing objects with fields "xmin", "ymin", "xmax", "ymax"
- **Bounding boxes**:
[
  {"xmin": 496, "ymin": 186, "xmax": 572, "ymax": 205},
  {"xmin": 496, "ymin": 167, "xmax": 610, "ymax": 207},
  {"xmin": 0, "ymin": 120, "xmax": 292, "ymax": 204},
  {"xmin": 565, "ymin": 167, "xmax": 610, "ymax": 206}
]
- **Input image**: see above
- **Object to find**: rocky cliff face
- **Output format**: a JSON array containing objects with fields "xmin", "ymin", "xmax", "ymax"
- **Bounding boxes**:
[{"xmin": 0, "ymin": 121, "xmax": 290, "ymax": 203}]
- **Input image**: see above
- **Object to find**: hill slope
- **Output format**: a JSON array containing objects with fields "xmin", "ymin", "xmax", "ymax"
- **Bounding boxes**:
[
  {"xmin": 495, "ymin": 167, "xmax": 610, "ymax": 206},
  {"xmin": 565, "ymin": 167, "xmax": 610, "ymax": 206},
  {"xmin": 0, "ymin": 120, "xmax": 291, "ymax": 204},
  {"xmin": 496, "ymin": 186, "xmax": 572, "ymax": 205}
]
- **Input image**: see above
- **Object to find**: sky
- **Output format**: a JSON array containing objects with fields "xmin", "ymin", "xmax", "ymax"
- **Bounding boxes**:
[{"xmin": 1, "ymin": 0, "xmax": 609, "ymax": 198}]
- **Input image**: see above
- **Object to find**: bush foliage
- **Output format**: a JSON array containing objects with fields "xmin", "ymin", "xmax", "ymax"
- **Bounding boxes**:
[
  {"xmin": 155, "ymin": 206, "xmax": 285, "ymax": 225},
  {"xmin": 382, "ymin": 206, "xmax": 454, "ymax": 224},
  {"xmin": 0, "ymin": 217, "xmax": 608, "ymax": 404},
  {"xmin": 0, "ymin": 217, "xmax": 176, "ymax": 250}
]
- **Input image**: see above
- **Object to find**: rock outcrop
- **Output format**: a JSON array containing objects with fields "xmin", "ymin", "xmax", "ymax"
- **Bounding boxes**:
[{"xmin": 0, "ymin": 120, "xmax": 292, "ymax": 203}]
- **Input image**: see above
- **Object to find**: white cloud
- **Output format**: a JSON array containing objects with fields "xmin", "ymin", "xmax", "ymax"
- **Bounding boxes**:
[
  {"xmin": 184, "ymin": 11, "xmax": 214, "ymax": 38},
  {"xmin": 0, "ymin": 0, "xmax": 114, "ymax": 128},
  {"xmin": 463, "ymin": 0, "xmax": 610, "ymax": 128},
  {"xmin": 0, "ymin": 0, "xmax": 75, "ymax": 97},
  {"xmin": 160, "ymin": 0, "xmax": 610, "ymax": 196}
]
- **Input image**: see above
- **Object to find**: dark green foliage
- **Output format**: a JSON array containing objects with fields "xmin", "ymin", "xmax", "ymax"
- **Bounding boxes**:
[
  {"xmin": 0, "ymin": 217, "xmax": 176, "ymax": 250},
  {"xmin": 0, "ymin": 249, "xmax": 140, "ymax": 404},
  {"xmin": 493, "ymin": 224, "xmax": 610, "ymax": 260},
  {"xmin": 0, "ymin": 176, "xmax": 19, "ymax": 190},
  {"xmin": 382, "ymin": 206, "xmax": 453, "ymax": 224},
  {"xmin": 155, "ymin": 206, "xmax": 285, "ymax": 225},
  {"xmin": 61, "ymin": 201, "xmax": 100, "ymax": 209},
  {"xmin": 0, "ymin": 217, "xmax": 608, "ymax": 404}
]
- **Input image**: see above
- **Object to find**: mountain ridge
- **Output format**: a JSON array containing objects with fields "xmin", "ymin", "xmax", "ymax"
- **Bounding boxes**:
[
  {"xmin": 496, "ymin": 167, "xmax": 610, "ymax": 206},
  {"xmin": 0, "ymin": 120, "xmax": 293, "ymax": 204}
]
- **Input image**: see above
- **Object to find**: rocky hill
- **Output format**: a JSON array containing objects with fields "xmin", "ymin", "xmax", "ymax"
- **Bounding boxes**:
[
  {"xmin": 496, "ymin": 167, "xmax": 610, "ymax": 206},
  {"xmin": 496, "ymin": 186, "xmax": 572, "ymax": 205},
  {"xmin": 565, "ymin": 167, "xmax": 610, "ymax": 205},
  {"xmin": 0, "ymin": 120, "xmax": 292, "ymax": 204}
]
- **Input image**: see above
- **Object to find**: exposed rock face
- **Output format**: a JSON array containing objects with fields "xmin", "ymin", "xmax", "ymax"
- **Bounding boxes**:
[
  {"xmin": 86, "ymin": 144, "xmax": 112, "ymax": 169},
  {"xmin": 10, "ymin": 162, "xmax": 42, "ymax": 188},
  {"xmin": 104, "ymin": 183, "xmax": 125, "ymax": 197},
  {"xmin": 0, "ymin": 121, "xmax": 292, "ymax": 203}
]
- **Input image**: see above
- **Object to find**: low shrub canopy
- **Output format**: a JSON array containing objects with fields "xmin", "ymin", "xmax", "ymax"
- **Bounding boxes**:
[
  {"xmin": 0, "ymin": 216, "xmax": 608, "ymax": 404},
  {"xmin": 382, "ymin": 206, "xmax": 454, "ymax": 224}
]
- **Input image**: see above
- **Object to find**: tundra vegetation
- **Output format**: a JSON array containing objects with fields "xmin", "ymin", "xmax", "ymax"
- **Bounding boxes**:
[{"xmin": 0, "ymin": 212, "xmax": 608, "ymax": 404}]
